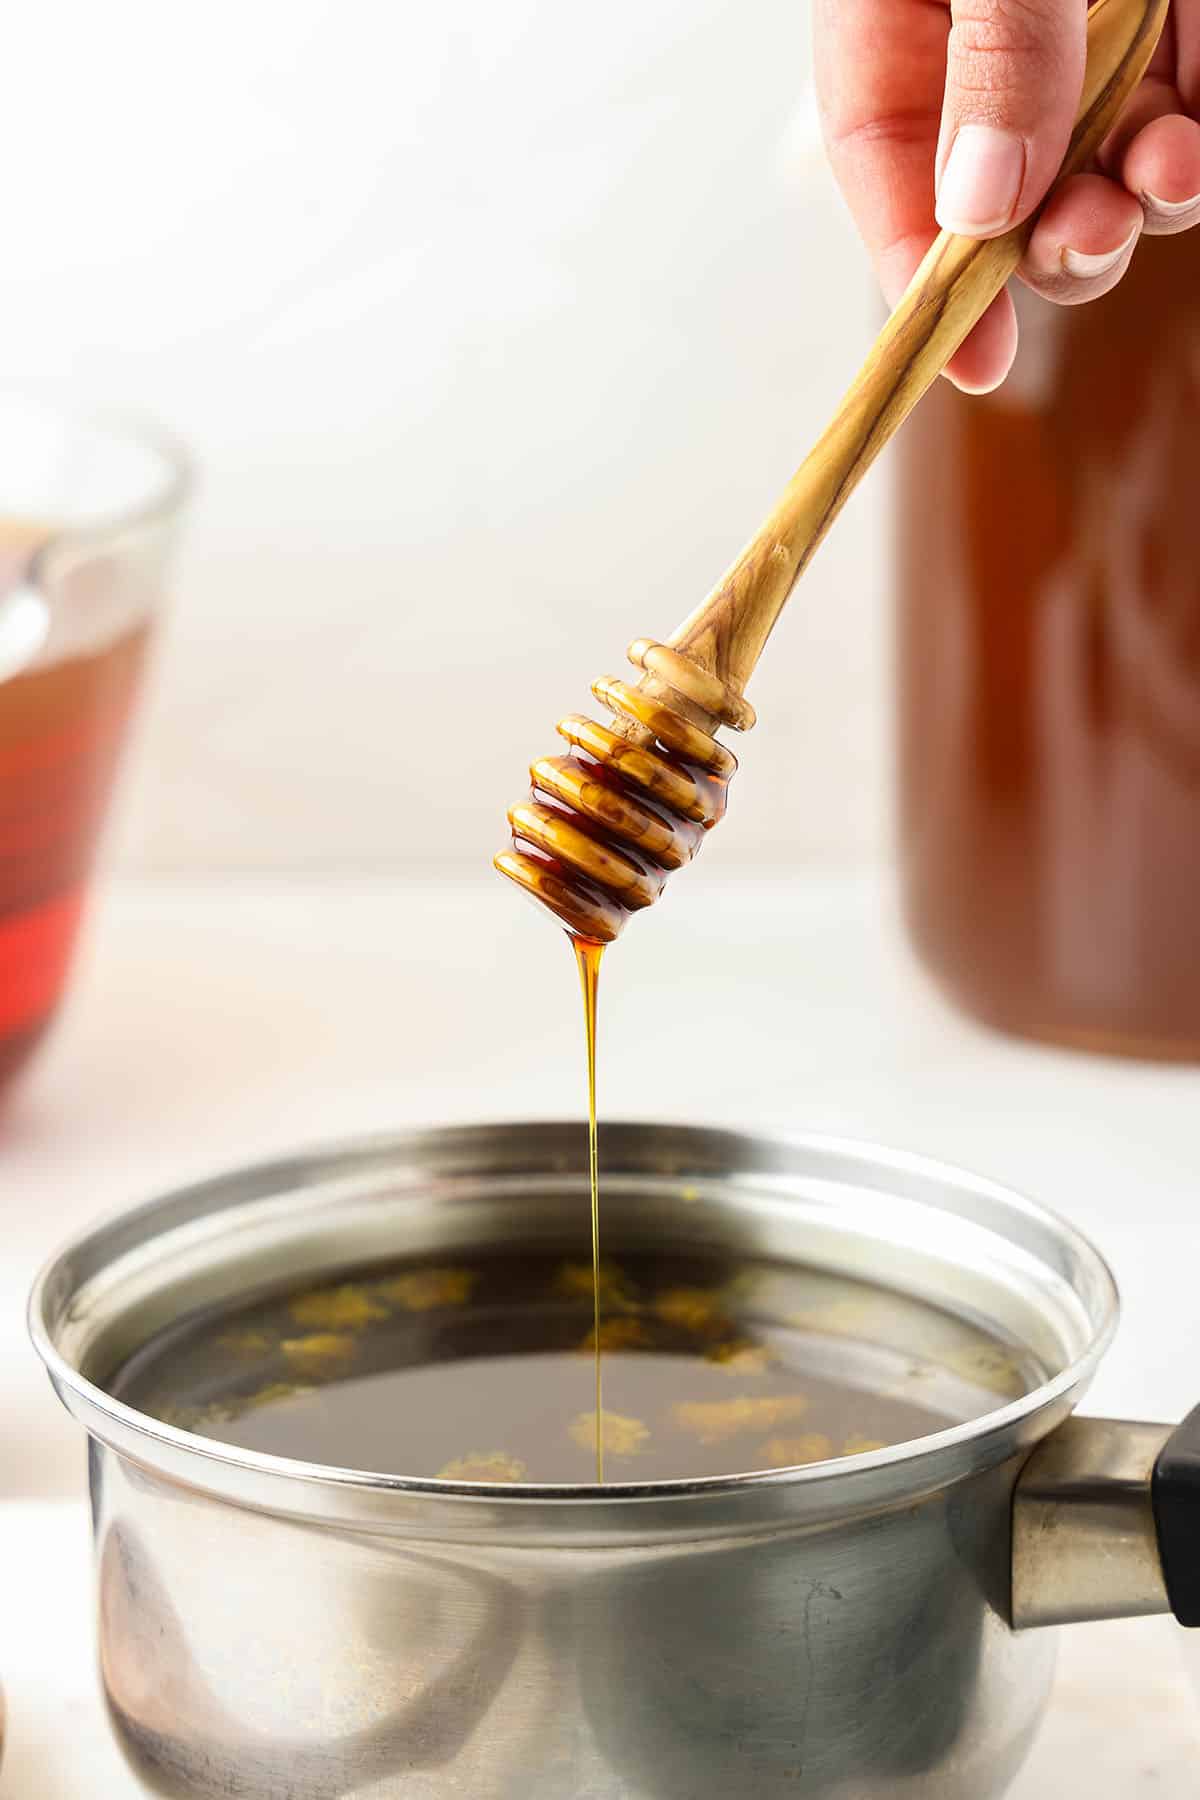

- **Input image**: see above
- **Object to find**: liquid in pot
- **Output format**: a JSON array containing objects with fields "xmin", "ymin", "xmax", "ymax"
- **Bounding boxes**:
[{"xmin": 110, "ymin": 1248, "xmax": 1042, "ymax": 1483}]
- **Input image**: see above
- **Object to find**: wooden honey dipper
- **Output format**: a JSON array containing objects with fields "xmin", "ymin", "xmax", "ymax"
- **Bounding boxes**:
[{"xmin": 496, "ymin": 0, "xmax": 1168, "ymax": 944}]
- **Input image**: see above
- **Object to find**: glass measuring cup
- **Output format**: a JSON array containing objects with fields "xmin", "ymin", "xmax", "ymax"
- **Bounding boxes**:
[{"xmin": 0, "ymin": 399, "xmax": 191, "ymax": 1093}]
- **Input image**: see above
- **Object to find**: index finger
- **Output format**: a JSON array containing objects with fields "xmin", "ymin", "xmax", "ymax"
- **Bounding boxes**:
[
  {"xmin": 812, "ymin": 0, "xmax": 1018, "ymax": 389},
  {"xmin": 812, "ymin": 0, "xmax": 949, "ymax": 303}
]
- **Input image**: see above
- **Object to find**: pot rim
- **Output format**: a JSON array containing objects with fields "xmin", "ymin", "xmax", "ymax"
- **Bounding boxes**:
[{"xmin": 28, "ymin": 1121, "xmax": 1121, "ymax": 1526}]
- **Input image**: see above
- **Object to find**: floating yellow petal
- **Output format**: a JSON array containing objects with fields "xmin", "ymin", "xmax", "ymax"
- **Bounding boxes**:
[
  {"xmin": 672, "ymin": 1393, "xmax": 810, "ymax": 1445},
  {"xmin": 216, "ymin": 1328, "xmax": 274, "ymax": 1356},
  {"xmin": 569, "ymin": 1409, "xmax": 650, "ymax": 1457},
  {"xmin": 152, "ymin": 1381, "xmax": 312, "ymax": 1434},
  {"xmin": 245, "ymin": 1381, "xmax": 314, "ymax": 1410},
  {"xmin": 653, "ymin": 1287, "xmax": 731, "ymax": 1336},
  {"xmin": 288, "ymin": 1284, "xmax": 387, "ymax": 1331},
  {"xmin": 842, "ymin": 1433, "xmax": 888, "ymax": 1456},
  {"xmin": 280, "ymin": 1333, "xmax": 357, "ymax": 1375},
  {"xmin": 758, "ymin": 1433, "xmax": 833, "ymax": 1467},
  {"xmin": 151, "ymin": 1400, "xmax": 203, "ymax": 1431},
  {"xmin": 705, "ymin": 1339, "xmax": 773, "ymax": 1375},
  {"xmin": 438, "ymin": 1451, "xmax": 527, "ymax": 1483},
  {"xmin": 578, "ymin": 1316, "xmax": 652, "ymax": 1352},
  {"xmin": 554, "ymin": 1260, "xmax": 633, "ymax": 1307},
  {"xmin": 378, "ymin": 1268, "xmax": 477, "ymax": 1311}
]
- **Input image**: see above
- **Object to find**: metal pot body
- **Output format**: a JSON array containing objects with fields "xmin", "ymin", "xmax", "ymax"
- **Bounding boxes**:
[
  {"xmin": 93, "ymin": 1440, "xmax": 1052, "ymax": 1800},
  {"xmin": 32, "ymin": 1122, "xmax": 1123, "ymax": 1800}
]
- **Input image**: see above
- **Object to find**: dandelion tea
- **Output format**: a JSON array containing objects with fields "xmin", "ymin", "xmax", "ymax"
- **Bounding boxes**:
[{"xmin": 111, "ymin": 1247, "xmax": 1041, "ymax": 1484}]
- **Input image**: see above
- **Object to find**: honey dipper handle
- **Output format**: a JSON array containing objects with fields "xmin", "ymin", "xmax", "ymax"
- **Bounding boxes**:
[{"xmin": 664, "ymin": 0, "xmax": 1168, "ymax": 695}]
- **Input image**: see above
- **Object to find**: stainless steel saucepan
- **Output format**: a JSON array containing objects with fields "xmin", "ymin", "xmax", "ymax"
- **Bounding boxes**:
[{"xmin": 29, "ymin": 1122, "xmax": 1200, "ymax": 1799}]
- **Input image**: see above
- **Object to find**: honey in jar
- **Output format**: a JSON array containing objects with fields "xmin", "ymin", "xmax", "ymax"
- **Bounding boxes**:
[{"xmin": 897, "ymin": 233, "xmax": 1200, "ymax": 1058}]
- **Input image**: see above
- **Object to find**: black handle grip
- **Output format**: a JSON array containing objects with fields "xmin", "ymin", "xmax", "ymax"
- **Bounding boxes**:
[{"xmin": 1152, "ymin": 1403, "xmax": 1200, "ymax": 1628}]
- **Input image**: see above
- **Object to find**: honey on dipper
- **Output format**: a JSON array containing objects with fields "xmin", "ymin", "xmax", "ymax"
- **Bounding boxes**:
[{"xmin": 495, "ymin": 638, "xmax": 746, "ymax": 946}]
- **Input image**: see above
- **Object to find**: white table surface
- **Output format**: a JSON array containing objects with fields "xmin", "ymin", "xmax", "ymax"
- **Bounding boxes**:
[{"xmin": 3, "ymin": 869, "xmax": 1199, "ymax": 1795}]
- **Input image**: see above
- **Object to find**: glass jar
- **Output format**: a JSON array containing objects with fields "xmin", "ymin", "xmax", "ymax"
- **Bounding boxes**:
[
  {"xmin": 0, "ymin": 401, "xmax": 191, "ymax": 1093},
  {"xmin": 897, "ymin": 234, "xmax": 1200, "ymax": 1058}
]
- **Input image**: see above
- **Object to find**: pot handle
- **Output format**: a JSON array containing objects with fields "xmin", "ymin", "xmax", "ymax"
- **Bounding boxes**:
[
  {"xmin": 1152, "ymin": 1405, "xmax": 1200, "ymax": 1628},
  {"xmin": 1012, "ymin": 1409, "xmax": 1200, "ymax": 1630}
]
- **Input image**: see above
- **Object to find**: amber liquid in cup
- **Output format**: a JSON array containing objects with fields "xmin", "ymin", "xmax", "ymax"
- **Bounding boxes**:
[
  {"xmin": 898, "ymin": 234, "xmax": 1200, "ymax": 1058},
  {"xmin": 0, "ymin": 521, "xmax": 150, "ymax": 1087}
]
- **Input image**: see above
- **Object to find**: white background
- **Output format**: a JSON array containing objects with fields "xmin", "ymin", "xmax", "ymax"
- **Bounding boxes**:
[
  {"xmin": 5, "ymin": 11, "xmax": 1200, "ymax": 1788},
  {"xmin": 4, "ymin": 0, "xmax": 885, "ymax": 876}
]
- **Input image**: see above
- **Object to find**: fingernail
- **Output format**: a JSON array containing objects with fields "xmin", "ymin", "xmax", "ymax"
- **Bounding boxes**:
[
  {"xmin": 1141, "ymin": 187, "xmax": 1200, "ymax": 223},
  {"xmin": 935, "ymin": 125, "xmax": 1026, "ymax": 236},
  {"xmin": 1060, "ymin": 222, "xmax": 1139, "ymax": 280}
]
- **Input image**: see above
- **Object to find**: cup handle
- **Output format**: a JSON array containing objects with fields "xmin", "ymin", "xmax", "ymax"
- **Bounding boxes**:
[{"xmin": 1011, "ymin": 1413, "xmax": 1200, "ymax": 1630}]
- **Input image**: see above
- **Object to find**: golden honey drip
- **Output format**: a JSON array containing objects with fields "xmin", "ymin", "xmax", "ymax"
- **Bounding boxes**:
[{"xmin": 573, "ymin": 936, "xmax": 605, "ymax": 1481}]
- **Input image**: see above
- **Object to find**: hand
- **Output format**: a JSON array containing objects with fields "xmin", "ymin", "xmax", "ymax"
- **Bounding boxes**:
[{"xmin": 813, "ymin": 0, "xmax": 1200, "ymax": 390}]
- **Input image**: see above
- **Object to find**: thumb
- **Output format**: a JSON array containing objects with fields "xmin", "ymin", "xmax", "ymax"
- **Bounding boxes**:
[{"xmin": 935, "ymin": 0, "xmax": 1086, "ymax": 238}]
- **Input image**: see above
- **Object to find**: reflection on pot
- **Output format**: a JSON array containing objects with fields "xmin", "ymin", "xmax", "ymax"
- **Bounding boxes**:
[
  {"xmin": 579, "ymin": 1455, "xmax": 1047, "ymax": 1799},
  {"xmin": 99, "ymin": 1472, "xmax": 523, "ymax": 1798}
]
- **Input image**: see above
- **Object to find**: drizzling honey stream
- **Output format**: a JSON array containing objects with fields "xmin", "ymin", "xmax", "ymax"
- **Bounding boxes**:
[
  {"xmin": 573, "ymin": 936, "xmax": 604, "ymax": 1480},
  {"xmin": 498, "ymin": 646, "xmax": 750, "ymax": 1482},
  {"xmin": 493, "ymin": 0, "xmax": 1169, "ymax": 1484}
]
